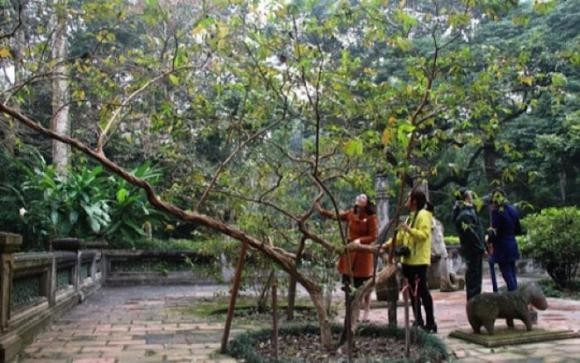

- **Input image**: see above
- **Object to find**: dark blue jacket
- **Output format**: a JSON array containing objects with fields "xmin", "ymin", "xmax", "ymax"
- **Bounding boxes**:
[
  {"xmin": 489, "ymin": 204, "xmax": 521, "ymax": 263},
  {"xmin": 453, "ymin": 203, "xmax": 485, "ymax": 258}
]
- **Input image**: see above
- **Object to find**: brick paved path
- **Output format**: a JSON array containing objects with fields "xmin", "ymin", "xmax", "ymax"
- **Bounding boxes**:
[
  {"xmin": 366, "ymin": 278, "xmax": 580, "ymax": 362},
  {"xmin": 19, "ymin": 285, "xmax": 238, "ymax": 363},
  {"xmin": 18, "ymin": 279, "xmax": 580, "ymax": 362}
]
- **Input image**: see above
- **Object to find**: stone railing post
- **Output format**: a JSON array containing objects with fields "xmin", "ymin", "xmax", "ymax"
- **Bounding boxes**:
[
  {"xmin": 86, "ymin": 241, "xmax": 107, "ymax": 281},
  {"xmin": 51, "ymin": 239, "xmax": 82, "ymax": 295},
  {"xmin": 48, "ymin": 252, "xmax": 56, "ymax": 307},
  {"xmin": 51, "ymin": 239, "xmax": 106, "ymax": 303},
  {"xmin": 0, "ymin": 232, "xmax": 23, "ymax": 331}
]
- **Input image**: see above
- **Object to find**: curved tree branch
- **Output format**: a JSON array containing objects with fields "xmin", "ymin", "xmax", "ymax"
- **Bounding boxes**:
[
  {"xmin": 97, "ymin": 66, "xmax": 192, "ymax": 152},
  {"xmin": 0, "ymin": 100, "xmax": 325, "ymax": 292},
  {"xmin": 195, "ymin": 113, "xmax": 287, "ymax": 211}
]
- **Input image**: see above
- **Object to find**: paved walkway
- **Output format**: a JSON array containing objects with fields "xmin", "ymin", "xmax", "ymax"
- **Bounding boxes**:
[
  {"xmin": 366, "ymin": 278, "xmax": 580, "ymax": 362},
  {"xmin": 18, "ymin": 279, "xmax": 580, "ymax": 362},
  {"xmin": 19, "ymin": 285, "xmax": 237, "ymax": 363}
]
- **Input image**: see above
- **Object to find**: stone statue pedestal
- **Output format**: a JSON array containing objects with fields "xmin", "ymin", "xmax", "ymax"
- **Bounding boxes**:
[{"xmin": 450, "ymin": 328, "xmax": 580, "ymax": 347}]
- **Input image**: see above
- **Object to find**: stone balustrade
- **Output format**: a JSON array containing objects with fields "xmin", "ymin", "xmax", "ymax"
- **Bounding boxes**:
[
  {"xmin": 103, "ymin": 249, "xmax": 221, "ymax": 286},
  {"xmin": 0, "ymin": 232, "xmax": 103, "ymax": 362}
]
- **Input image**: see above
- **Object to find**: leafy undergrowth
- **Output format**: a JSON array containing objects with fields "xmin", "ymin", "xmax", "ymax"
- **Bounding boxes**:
[
  {"xmin": 228, "ymin": 324, "xmax": 448, "ymax": 363},
  {"xmin": 537, "ymin": 279, "xmax": 580, "ymax": 300}
]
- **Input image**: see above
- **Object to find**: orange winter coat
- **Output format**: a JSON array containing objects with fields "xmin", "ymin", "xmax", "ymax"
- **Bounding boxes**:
[{"xmin": 320, "ymin": 208, "xmax": 378, "ymax": 278}]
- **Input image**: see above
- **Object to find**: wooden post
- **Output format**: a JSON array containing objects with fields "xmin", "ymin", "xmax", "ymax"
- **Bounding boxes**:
[
  {"xmin": 403, "ymin": 279, "xmax": 410, "ymax": 358},
  {"xmin": 287, "ymin": 237, "xmax": 306, "ymax": 321},
  {"xmin": 345, "ymin": 290, "xmax": 353, "ymax": 363},
  {"xmin": 220, "ymin": 241, "xmax": 248, "ymax": 353},
  {"xmin": 286, "ymin": 276, "xmax": 297, "ymax": 321},
  {"xmin": 271, "ymin": 274, "xmax": 278, "ymax": 361},
  {"xmin": 257, "ymin": 269, "xmax": 275, "ymax": 312}
]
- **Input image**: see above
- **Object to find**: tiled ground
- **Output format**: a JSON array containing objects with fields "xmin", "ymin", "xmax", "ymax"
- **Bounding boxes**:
[
  {"xmin": 16, "ymin": 278, "xmax": 580, "ymax": 362},
  {"xmin": 18, "ymin": 285, "xmax": 237, "ymax": 363},
  {"xmin": 366, "ymin": 278, "xmax": 580, "ymax": 362}
]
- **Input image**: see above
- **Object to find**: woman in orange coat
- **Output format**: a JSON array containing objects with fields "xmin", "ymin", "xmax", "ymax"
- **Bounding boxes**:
[{"xmin": 316, "ymin": 193, "xmax": 378, "ymax": 321}]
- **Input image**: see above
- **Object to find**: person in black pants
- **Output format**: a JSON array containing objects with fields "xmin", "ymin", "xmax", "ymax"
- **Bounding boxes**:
[
  {"xmin": 452, "ymin": 188, "xmax": 486, "ymax": 300},
  {"xmin": 392, "ymin": 190, "xmax": 436, "ymax": 333},
  {"xmin": 487, "ymin": 189, "xmax": 522, "ymax": 291}
]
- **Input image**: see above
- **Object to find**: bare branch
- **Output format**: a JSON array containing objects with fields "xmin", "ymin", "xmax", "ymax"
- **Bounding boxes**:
[
  {"xmin": 212, "ymin": 187, "xmax": 342, "ymax": 255},
  {"xmin": 212, "ymin": 188, "xmax": 300, "ymax": 222},
  {"xmin": 96, "ymin": 64, "xmax": 199, "ymax": 152},
  {"xmin": 195, "ymin": 113, "xmax": 286, "ymax": 211},
  {"xmin": 259, "ymin": 170, "xmax": 284, "ymax": 201},
  {"xmin": 2, "ymin": 71, "xmax": 59, "ymax": 103}
]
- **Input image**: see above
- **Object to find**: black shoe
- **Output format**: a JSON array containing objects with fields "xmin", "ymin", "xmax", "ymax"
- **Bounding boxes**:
[{"xmin": 423, "ymin": 324, "xmax": 437, "ymax": 333}]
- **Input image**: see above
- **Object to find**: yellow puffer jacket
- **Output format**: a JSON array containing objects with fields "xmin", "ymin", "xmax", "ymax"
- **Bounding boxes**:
[{"xmin": 398, "ymin": 209, "xmax": 433, "ymax": 266}]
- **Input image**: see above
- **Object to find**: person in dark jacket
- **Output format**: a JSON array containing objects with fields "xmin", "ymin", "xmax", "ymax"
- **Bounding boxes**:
[
  {"xmin": 453, "ymin": 188, "xmax": 486, "ymax": 300},
  {"xmin": 487, "ymin": 189, "xmax": 522, "ymax": 291}
]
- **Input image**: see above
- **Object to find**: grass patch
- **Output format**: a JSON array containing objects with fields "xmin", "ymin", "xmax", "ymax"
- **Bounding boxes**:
[
  {"xmin": 537, "ymin": 279, "xmax": 580, "ymax": 300},
  {"xmin": 176, "ymin": 295, "xmax": 333, "ymax": 325}
]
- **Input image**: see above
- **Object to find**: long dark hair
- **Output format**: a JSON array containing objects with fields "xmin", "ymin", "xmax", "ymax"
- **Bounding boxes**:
[
  {"xmin": 410, "ymin": 190, "xmax": 427, "ymax": 210},
  {"xmin": 353, "ymin": 199, "xmax": 376, "ymax": 215}
]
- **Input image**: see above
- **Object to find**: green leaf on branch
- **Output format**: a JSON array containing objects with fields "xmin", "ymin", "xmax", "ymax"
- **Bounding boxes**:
[
  {"xmin": 0, "ymin": 47, "xmax": 12, "ymax": 58},
  {"xmin": 512, "ymin": 15, "xmax": 529, "ymax": 26},
  {"xmin": 533, "ymin": 0, "xmax": 557, "ymax": 14},
  {"xmin": 168, "ymin": 74, "xmax": 180, "ymax": 86},
  {"xmin": 394, "ymin": 9, "xmax": 417, "ymax": 33},
  {"xmin": 344, "ymin": 139, "xmax": 363, "ymax": 156},
  {"xmin": 449, "ymin": 13, "xmax": 470, "ymax": 27},
  {"xmin": 117, "ymin": 188, "xmax": 129, "ymax": 203},
  {"xmin": 550, "ymin": 73, "xmax": 567, "ymax": 88}
]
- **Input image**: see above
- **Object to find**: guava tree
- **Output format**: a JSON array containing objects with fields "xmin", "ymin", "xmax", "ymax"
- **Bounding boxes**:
[{"xmin": 1, "ymin": 0, "xmax": 522, "ymax": 350}]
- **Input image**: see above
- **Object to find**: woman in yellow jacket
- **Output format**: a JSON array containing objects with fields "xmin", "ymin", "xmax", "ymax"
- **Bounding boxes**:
[{"xmin": 396, "ymin": 190, "xmax": 437, "ymax": 333}]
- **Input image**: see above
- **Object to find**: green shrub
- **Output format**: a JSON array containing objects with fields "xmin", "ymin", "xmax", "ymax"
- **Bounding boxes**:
[
  {"xmin": 104, "ymin": 162, "xmax": 166, "ymax": 245},
  {"xmin": 521, "ymin": 207, "xmax": 580, "ymax": 288},
  {"xmin": 536, "ymin": 279, "xmax": 564, "ymax": 298},
  {"xmin": 123, "ymin": 237, "xmax": 237, "ymax": 254},
  {"xmin": 1, "ymin": 147, "xmax": 165, "ymax": 250},
  {"xmin": 22, "ymin": 163, "xmax": 113, "ymax": 240},
  {"xmin": 0, "ymin": 146, "xmax": 46, "ymax": 249}
]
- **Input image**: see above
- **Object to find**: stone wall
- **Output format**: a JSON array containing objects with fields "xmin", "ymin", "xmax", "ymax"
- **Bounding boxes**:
[
  {"xmin": 103, "ymin": 250, "xmax": 221, "ymax": 285},
  {"xmin": 0, "ymin": 233, "xmax": 103, "ymax": 362}
]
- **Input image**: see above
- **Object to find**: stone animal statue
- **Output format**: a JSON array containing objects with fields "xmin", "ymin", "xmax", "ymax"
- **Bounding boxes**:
[{"xmin": 466, "ymin": 282, "xmax": 548, "ymax": 335}]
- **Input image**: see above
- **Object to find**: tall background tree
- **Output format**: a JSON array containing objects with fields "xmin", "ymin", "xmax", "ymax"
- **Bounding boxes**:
[{"xmin": 50, "ymin": 0, "xmax": 71, "ymax": 173}]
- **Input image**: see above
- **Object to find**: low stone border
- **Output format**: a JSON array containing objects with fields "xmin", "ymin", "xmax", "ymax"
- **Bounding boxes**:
[
  {"xmin": 449, "ymin": 327, "xmax": 580, "ymax": 348},
  {"xmin": 227, "ymin": 323, "xmax": 448, "ymax": 362}
]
